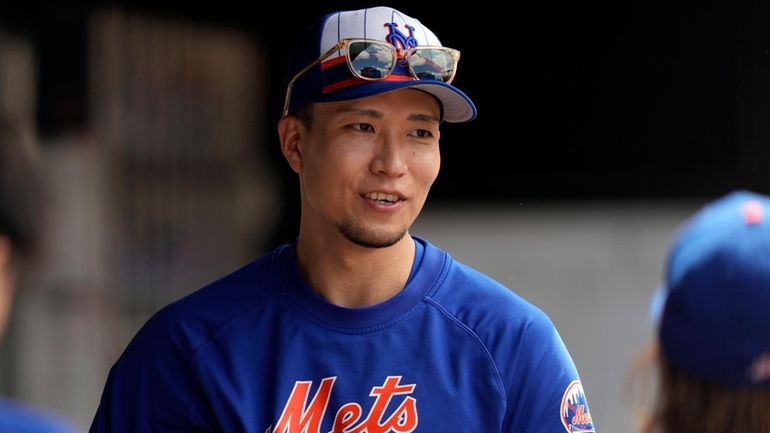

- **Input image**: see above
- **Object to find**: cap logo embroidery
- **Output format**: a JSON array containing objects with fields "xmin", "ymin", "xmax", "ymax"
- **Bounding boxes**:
[{"xmin": 384, "ymin": 22, "xmax": 418, "ymax": 65}]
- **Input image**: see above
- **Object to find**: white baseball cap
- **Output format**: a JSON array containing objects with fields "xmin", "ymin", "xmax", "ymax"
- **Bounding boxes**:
[{"xmin": 283, "ymin": 6, "xmax": 477, "ymax": 123}]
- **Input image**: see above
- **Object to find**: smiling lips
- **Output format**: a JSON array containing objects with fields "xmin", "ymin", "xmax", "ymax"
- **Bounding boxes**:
[{"xmin": 363, "ymin": 191, "xmax": 403, "ymax": 206}]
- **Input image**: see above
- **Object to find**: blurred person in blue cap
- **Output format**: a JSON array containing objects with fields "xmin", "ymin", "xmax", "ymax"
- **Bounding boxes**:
[
  {"xmin": 91, "ymin": 6, "xmax": 595, "ymax": 433},
  {"xmin": 643, "ymin": 190, "xmax": 770, "ymax": 433},
  {"xmin": 0, "ymin": 114, "xmax": 77, "ymax": 433}
]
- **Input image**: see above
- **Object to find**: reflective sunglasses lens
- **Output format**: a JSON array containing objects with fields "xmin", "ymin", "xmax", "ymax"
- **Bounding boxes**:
[
  {"xmin": 348, "ymin": 42, "xmax": 395, "ymax": 79},
  {"xmin": 408, "ymin": 49, "xmax": 456, "ymax": 82}
]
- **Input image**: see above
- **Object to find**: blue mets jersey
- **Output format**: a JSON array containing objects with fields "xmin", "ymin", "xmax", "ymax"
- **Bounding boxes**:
[{"xmin": 90, "ymin": 238, "xmax": 594, "ymax": 433}]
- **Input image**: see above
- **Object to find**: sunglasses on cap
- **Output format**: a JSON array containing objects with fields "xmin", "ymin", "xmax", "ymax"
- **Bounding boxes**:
[{"xmin": 283, "ymin": 39, "xmax": 461, "ymax": 115}]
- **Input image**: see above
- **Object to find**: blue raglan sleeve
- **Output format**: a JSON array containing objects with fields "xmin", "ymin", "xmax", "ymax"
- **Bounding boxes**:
[
  {"xmin": 501, "ymin": 310, "xmax": 595, "ymax": 433},
  {"xmin": 89, "ymin": 306, "xmax": 207, "ymax": 433},
  {"xmin": 429, "ymin": 254, "xmax": 597, "ymax": 433}
]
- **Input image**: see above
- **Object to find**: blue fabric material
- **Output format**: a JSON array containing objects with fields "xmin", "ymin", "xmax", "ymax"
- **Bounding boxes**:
[{"xmin": 90, "ymin": 237, "xmax": 590, "ymax": 433}]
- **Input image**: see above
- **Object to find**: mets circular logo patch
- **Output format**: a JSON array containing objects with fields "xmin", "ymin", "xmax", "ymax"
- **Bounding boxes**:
[{"xmin": 560, "ymin": 380, "xmax": 594, "ymax": 433}]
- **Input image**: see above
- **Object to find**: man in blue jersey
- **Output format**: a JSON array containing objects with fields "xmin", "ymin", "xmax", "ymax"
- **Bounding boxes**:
[
  {"xmin": 0, "ymin": 115, "xmax": 78, "ymax": 433},
  {"xmin": 91, "ymin": 6, "xmax": 595, "ymax": 433}
]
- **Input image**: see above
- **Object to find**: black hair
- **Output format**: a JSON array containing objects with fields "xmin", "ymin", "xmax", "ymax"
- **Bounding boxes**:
[{"xmin": 295, "ymin": 103, "xmax": 314, "ymax": 129}]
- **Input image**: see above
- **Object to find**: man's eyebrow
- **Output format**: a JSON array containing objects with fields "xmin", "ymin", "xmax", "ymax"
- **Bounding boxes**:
[
  {"xmin": 334, "ymin": 107, "xmax": 383, "ymax": 119},
  {"xmin": 407, "ymin": 113, "xmax": 440, "ymax": 124}
]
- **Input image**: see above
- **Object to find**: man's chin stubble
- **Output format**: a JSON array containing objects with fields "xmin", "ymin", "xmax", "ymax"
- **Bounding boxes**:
[{"xmin": 337, "ymin": 219, "xmax": 407, "ymax": 249}]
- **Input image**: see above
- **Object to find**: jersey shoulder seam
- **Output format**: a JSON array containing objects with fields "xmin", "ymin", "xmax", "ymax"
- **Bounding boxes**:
[
  {"xmin": 422, "ymin": 296, "xmax": 508, "ymax": 403},
  {"xmin": 189, "ymin": 291, "xmax": 281, "ymax": 356},
  {"xmin": 184, "ymin": 291, "xmax": 284, "ymax": 426}
]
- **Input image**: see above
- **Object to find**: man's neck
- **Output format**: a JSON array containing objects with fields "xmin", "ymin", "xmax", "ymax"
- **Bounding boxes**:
[{"xmin": 295, "ymin": 233, "xmax": 415, "ymax": 308}]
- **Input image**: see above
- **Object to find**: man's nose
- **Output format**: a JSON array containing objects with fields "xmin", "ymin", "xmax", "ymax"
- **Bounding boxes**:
[{"xmin": 370, "ymin": 134, "xmax": 407, "ymax": 177}]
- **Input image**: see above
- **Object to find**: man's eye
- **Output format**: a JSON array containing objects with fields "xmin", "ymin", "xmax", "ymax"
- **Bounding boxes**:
[
  {"xmin": 350, "ymin": 123, "xmax": 374, "ymax": 132},
  {"xmin": 410, "ymin": 129, "xmax": 433, "ymax": 138}
]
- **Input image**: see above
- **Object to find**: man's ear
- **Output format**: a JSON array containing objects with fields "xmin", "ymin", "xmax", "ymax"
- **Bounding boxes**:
[{"xmin": 278, "ymin": 116, "xmax": 305, "ymax": 174}]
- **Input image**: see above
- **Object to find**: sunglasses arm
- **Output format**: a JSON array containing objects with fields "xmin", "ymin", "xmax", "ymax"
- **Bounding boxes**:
[{"xmin": 282, "ymin": 42, "xmax": 347, "ymax": 116}]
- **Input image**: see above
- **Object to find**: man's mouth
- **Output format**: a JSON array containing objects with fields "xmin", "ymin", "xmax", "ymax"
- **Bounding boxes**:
[{"xmin": 364, "ymin": 192, "xmax": 402, "ymax": 205}]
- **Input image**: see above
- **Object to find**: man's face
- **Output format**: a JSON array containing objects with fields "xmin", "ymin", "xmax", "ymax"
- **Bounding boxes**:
[{"xmin": 291, "ymin": 88, "xmax": 441, "ymax": 248}]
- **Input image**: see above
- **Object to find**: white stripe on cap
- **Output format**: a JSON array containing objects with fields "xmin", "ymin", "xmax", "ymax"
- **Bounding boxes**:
[{"xmin": 319, "ymin": 6, "xmax": 442, "ymax": 60}]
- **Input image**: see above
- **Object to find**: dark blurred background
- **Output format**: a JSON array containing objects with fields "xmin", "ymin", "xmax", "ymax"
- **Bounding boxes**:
[
  {"xmin": 0, "ymin": 1, "xmax": 768, "ymax": 431},
  {"xmin": 5, "ymin": 1, "xmax": 769, "ymax": 202}
]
